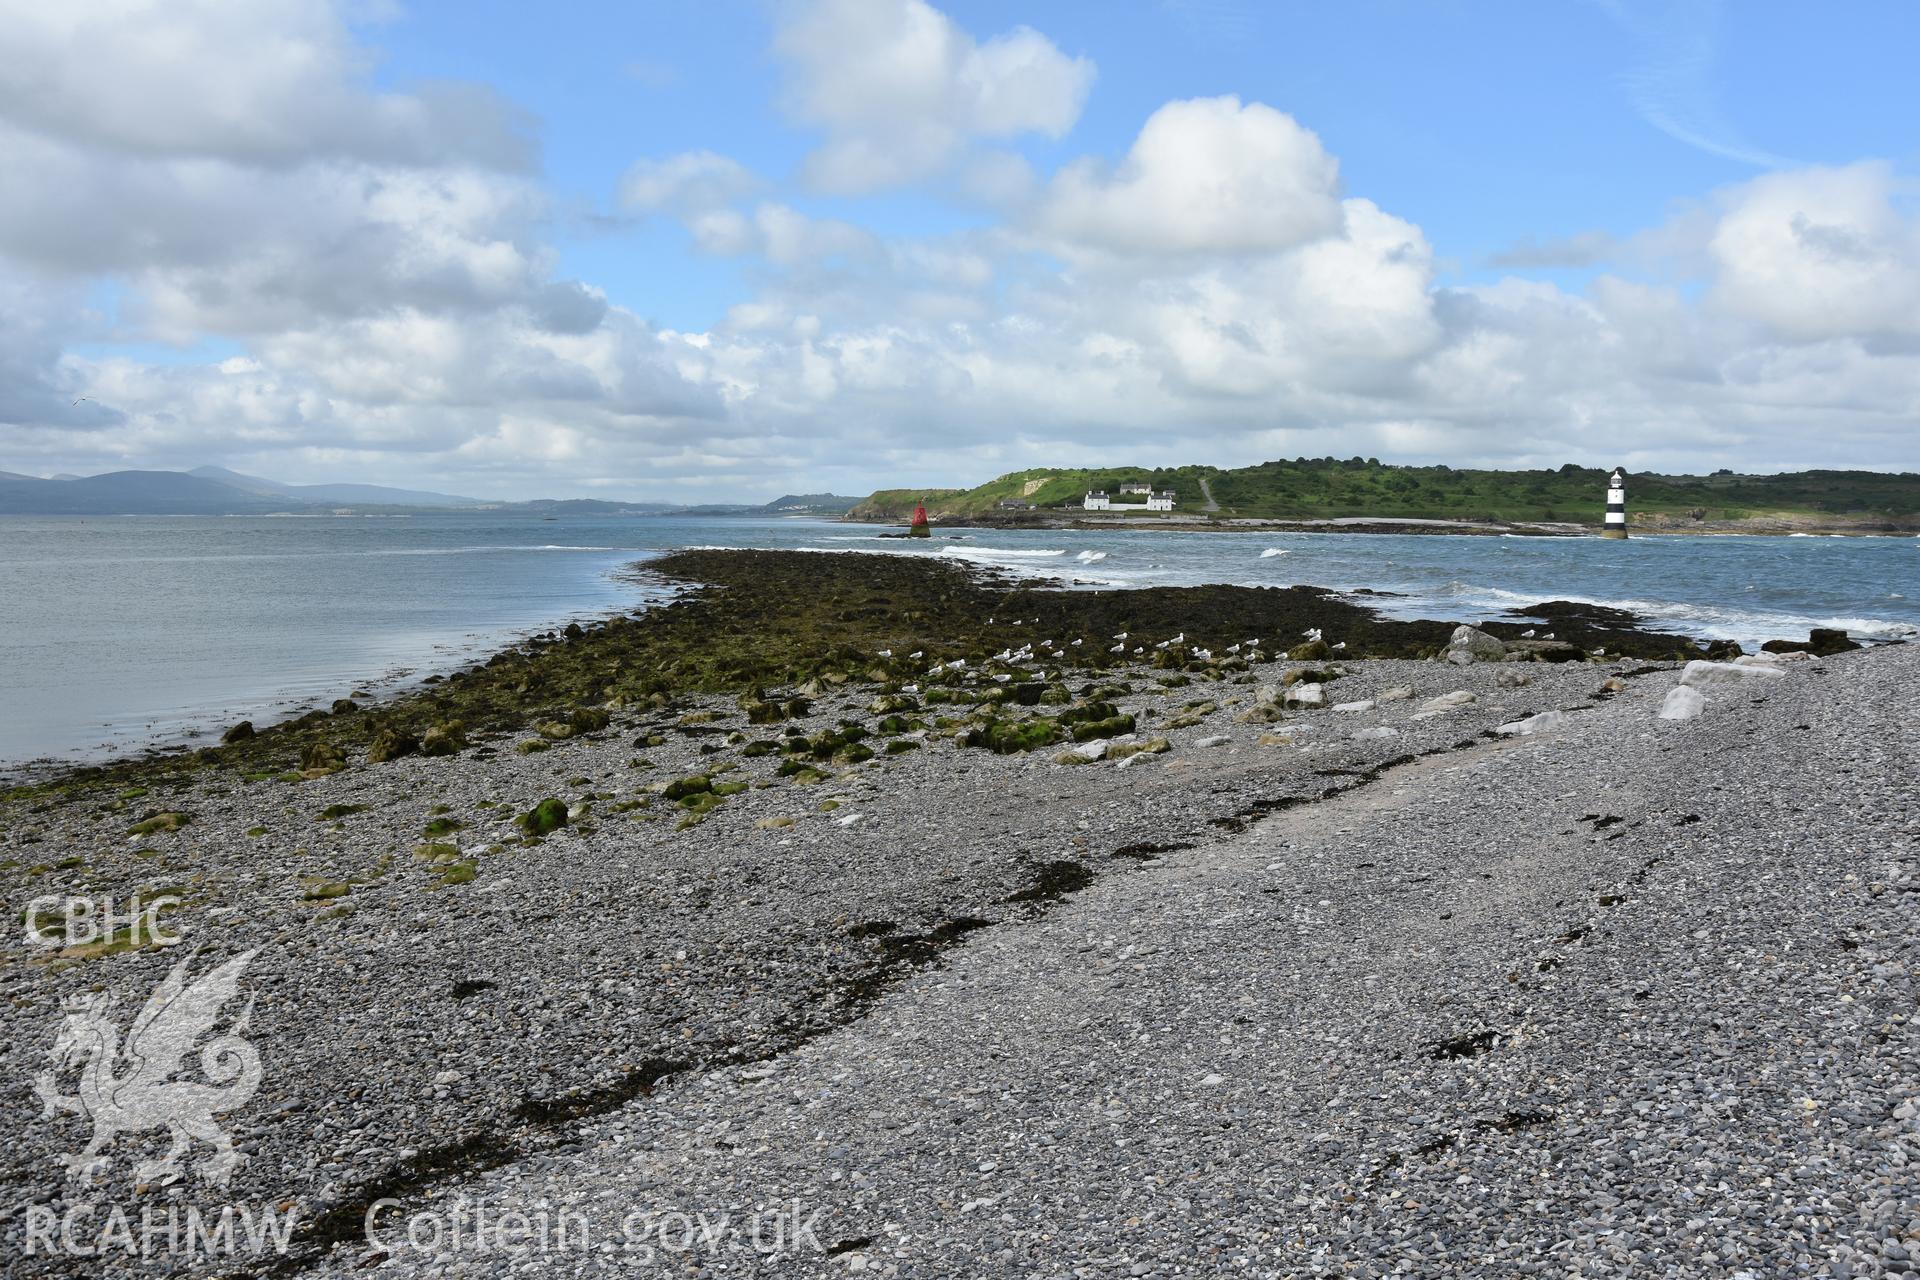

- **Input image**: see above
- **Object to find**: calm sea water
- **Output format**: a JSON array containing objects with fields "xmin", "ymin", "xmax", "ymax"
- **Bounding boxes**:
[{"xmin": 3, "ymin": 513, "xmax": 1914, "ymax": 769}]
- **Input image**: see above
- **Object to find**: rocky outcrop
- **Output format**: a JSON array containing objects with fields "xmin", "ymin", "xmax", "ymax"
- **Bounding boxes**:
[
  {"xmin": 1762, "ymin": 627, "xmax": 1862, "ymax": 657},
  {"xmin": 1444, "ymin": 625, "xmax": 1507, "ymax": 665}
]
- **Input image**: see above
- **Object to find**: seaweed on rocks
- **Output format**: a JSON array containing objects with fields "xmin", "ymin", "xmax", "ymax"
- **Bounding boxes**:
[{"xmin": 7, "ymin": 549, "xmax": 1705, "ymax": 801}]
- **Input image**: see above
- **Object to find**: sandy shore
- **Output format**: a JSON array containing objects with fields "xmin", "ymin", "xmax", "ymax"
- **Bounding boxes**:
[{"xmin": 0, "ymin": 553, "xmax": 1910, "ymax": 1277}]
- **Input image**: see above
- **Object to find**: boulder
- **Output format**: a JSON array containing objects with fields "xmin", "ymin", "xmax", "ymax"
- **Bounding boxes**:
[
  {"xmin": 330, "ymin": 698, "xmax": 360, "ymax": 716},
  {"xmin": 519, "ymin": 798, "xmax": 569, "ymax": 836},
  {"xmin": 1054, "ymin": 740, "xmax": 1110, "ymax": 765},
  {"xmin": 1192, "ymin": 734, "xmax": 1231, "ymax": 748},
  {"xmin": 1289, "ymin": 638, "xmax": 1332, "ymax": 661},
  {"xmin": 1495, "ymin": 669, "xmax": 1533, "ymax": 688},
  {"xmin": 1283, "ymin": 683, "xmax": 1326, "ymax": 709},
  {"xmin": 1109, "ymin": 737, "xmax": 1171, "ymax": 762},
  {"xmin": 1496, "ymin": 709, "xmax": 1572, "ymax": 736},
  {"xmin": 1331, "ymin": 699, "xmax": 1375, "ymax": 713},
  {"xmin": 1658, "ymin": 686, "xmax": 1706, "ymax": 721},
  {"xmin": 366, "ymin": 727, "xmax": 419, "ymax": 763},
  {"xmin": 567, "ymin": 706, "xmax": 611, "ymax": 735},
  {"xmin": 419, "ymin": 722, "xmax": 467, "ymax": 757},
  {"xmin": 221, "ymin": 721, "xmax": 255, "ymax": 744},
  {"xmin": 1444, "ymin": 625, "xmax": 1506, "ymax": 665},
  {"xmin": 1375, "ymin": 686, "xmax": 1414, "ymax": 703},
  {"xmin": 300, "ymin": 740, "xmax": 347, "ymax": 773},
  {"xmin": 1237, "ymin": 686, "xmax": 1287, "ymax": 723},
  {"xmin": 1762, "ymin": 627, "xmax": 1861, "ymax": 657},
  {"xmin": 1352, "ymin": 726, "xmax": 1400, "ymax": 740},
  {"xmin": 1678, "ymin": 660, "xmax": 1784, "ymax": 689},
  {"xmin": 1419, "ymin": 690, "xmax": 1477, "ymax": 713}
]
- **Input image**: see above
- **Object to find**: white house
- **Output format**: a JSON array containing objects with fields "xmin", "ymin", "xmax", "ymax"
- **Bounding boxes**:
[
  {"xmin": 1145, "ymin": 490, "xmax": 1176, "ymax": 511},
  {"xmin": 1082, "ymin": 490, "xmax": 1110, "ymax": 511},
  {"xmin": 1118, "ymin": 482, "xmax": 1152, "ymax": 496}
]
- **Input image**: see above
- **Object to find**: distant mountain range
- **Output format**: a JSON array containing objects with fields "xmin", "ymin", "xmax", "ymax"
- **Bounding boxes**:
[
  {"xmin": 0, "ymin": 467, "xmax": 861, "ymax": 517},
  {"xmin": 186, "ymin": 466, "xmax": 488, "ymax": 508}
]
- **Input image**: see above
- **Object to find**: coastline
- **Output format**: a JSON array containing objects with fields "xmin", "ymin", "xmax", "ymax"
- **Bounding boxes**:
[
  {"xmin": 0, "ymin": 550, "xmax": 1910, "ymax": 1275},
  {"xmin": 0, "ymin": 548, "xmax": 1721, "ymax": 795},
  {"xmin": 841, "ymin": 512, "xmax": 1920, "ymax": 537}
]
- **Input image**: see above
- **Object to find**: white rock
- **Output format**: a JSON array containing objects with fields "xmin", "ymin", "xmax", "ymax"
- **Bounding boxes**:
[
  {"xmin": 1496, "ymin": 709, "xmax": 1572, "ymax": 736},
  {"xmin": 1445, "ymin": 625, "xmax": 1507, "ymax": 662},
  {"xmin": 1679, "ymin": 660, "xmax": 1785, "ymax": 688},
  {"xmin": 1419, "ymin": 690, "xmax": 1478, "ymax": 713},
  {"xmin": 1352, "ymin": 726, "xmax": 1400, "ymax": 740},
  {"xmin": 1283, "ymin": 683, "xmax": 1326, "ymax": 708},
  {"xmin": 834, "ymin": 811, "xmax": 865, "ymax": 827},
  {"xmin": 1192, "ymin": 735, "xmax": 1231, "ymax": 748},
  {"xmin": 1331, "ymin": 699, "xmax": 1375, "ymax": 713},
  {"xmin": 1375, "ymin": 686, "xmax": 1414, "ymax": 703},
  {"xmin": 1061, "ymin": 740, "xmax": 1109, "ymax": 763},
  {"xmin": 1658, "ymin": 686, "xmax": 1706, "ymax": 720}
]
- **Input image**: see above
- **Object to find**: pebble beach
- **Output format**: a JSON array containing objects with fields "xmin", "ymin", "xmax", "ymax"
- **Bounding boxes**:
[{"xmin": 1, "ymin": 550, "xmax": 1912, "ymax": 1278}]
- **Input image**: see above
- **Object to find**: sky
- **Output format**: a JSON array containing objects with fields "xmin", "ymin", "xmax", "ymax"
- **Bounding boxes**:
[{"xmin": 1, "ymin": 0, "xmax": 1917, "ymax": 502}]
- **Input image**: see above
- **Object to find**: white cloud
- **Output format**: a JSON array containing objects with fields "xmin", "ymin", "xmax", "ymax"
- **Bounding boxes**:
[
  {"xmin": 0, "ymin": 0, "xmax": 531, "ymax": 170},
  {"xmin": 3, "ymin": 0, "xmax": 1917, "ymax": 497},
  {"xmin": 618, "ymin": 151, "xmax": 761, "ymax": 215},
  {"xmin": 1706, "ymin": 162, "xmax": 1920, "ymax": 342},
  {"xmin": 1035, "ymin": 97, "xmax": 1342, "ymax": 256},
  {"xmin": 775, "ymin": 0, "xmax": 1094, "ymax": 193}
]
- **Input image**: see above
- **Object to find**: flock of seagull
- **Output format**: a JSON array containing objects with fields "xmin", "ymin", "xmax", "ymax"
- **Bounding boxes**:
[{"xmin": 875, "ymin": 623, "xmax": 1350, "ymax": 679}]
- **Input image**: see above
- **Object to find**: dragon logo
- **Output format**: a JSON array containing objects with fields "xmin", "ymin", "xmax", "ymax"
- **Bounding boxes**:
[{"xmin": 33, "ymin": 949, "xmax": 263, "ymax": 1187}]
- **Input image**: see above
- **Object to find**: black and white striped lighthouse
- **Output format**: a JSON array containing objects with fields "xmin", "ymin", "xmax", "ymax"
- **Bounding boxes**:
[{"xmin": 1602, "ymin": 467, "xmax": 1628, "ymax": 539}]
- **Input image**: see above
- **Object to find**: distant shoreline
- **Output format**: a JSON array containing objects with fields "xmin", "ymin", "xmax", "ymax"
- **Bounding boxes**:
[{"xmin": 841, "ymin": 511, "xmax": 1919, "ymax": 537}]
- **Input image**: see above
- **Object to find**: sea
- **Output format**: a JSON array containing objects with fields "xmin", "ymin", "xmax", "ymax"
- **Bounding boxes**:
[{"xmin": 2, "ymin": 512, "xmax": 1914, "ymax": 770}]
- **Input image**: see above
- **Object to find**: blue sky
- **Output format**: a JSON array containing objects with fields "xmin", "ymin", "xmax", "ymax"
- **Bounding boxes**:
[
  {"xmin": 2, "ymin": 0, "xmax": 1917, "ymax": 498},
  {"xmin": 358, "ymin": 0, "xmax": 1920, "ymax": 328}
]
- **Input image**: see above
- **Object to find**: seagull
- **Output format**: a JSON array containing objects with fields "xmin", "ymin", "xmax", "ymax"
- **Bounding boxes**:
[
  {"xmin": 71, "ymin": 397, "xmax": 92, "ymax": 406},
  {"xmin": 1331, "ymin": 641, "xmax": 1346, "ymax": 651},
  {"xmin": 877, "ymin": 649, "xmax": 892, "ymax": 657},
  {"xmin": 1112, "ymin": 631, "xmax": 1128, "ymax": 641},
  {"xmin": 1302, "ymin": 627, "xmax": 1322, "ymax": 642},
  {"xmin": 908, "ymin": 650, "xmax": 923, "ymax": 660},
  {"xmin": 1225, "ymin": 643, "xmax": 1241, "ymax": 654},
  {"xmin": 1070, "ymin": 638, "xmax": 1083, "ymax": 647},
  {"xmin": 1543, "ymin": 632, "xmax": 1556, "ymax": 640},
  {"xmin": 1109, "ymin": 642, "xmax": 1125, "ymax": 654},
  {"xmin": 1520, "ymin": 629, "xmax": 1536, "ymax": 638}
]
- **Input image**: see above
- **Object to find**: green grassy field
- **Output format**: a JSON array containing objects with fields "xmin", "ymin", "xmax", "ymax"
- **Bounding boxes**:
[{"xmin": 848, "ymin": 459, "xmax": 1920, "ymax": 526}]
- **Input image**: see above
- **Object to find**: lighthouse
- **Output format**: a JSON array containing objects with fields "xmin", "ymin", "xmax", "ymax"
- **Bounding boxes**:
[{"xmin": 1602, "ymin": 467, "xmax": 1628, "ymax": 539}]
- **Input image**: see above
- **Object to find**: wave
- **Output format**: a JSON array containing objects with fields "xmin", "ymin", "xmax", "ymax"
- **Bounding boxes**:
[
  {"xmin": 1259, "ymin": 548, "xmax": 1290, "ymax": 558},
  {"xmin": 1422, "ymin": 580, "xmax": 1919, "ymax": 643},
  {"xmin": 366, "ymin": 544, "xmax": 635, "ymax": 556},
  {"xmin": 942, "ymin": 546, "xmax": 1066, "ymax": 558},
  {"xmin": 1075, "ymin": 550, "xmax": 1108, "ymax": 562}
]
